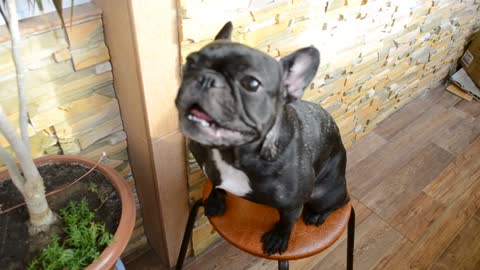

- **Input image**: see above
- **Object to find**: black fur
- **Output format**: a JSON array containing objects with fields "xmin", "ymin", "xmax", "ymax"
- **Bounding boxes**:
[{"xmin": 175, "ymin": 22, "xmax": 349, "ymax": 255}]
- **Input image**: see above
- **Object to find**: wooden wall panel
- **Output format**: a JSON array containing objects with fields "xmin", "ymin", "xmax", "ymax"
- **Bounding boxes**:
[{"xmin": 93, "ymin": 0, "xmax": 188, "ymax": 267}]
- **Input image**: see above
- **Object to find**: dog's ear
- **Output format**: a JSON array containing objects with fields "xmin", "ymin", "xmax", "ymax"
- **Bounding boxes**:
[
  {"xmin": 280, "ymin": 47, "xmax": 320, "ymax": 102},
  {"xmin": 214, "ymin": 22, "xmax": 233, "ymax": 40}
]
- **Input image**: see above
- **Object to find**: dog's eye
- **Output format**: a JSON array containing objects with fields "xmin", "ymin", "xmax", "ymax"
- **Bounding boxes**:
[{"xmin": 240, "ymin": 76, "xmax": 261, "ymax": 92}]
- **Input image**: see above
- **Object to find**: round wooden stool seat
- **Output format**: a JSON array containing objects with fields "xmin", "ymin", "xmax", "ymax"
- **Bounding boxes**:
[{"xmin": 202, "ymin": 180, "xmax": 353, "ymax": 261}]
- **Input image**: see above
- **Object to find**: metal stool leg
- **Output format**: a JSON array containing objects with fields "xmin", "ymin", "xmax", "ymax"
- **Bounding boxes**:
[
  {"xmin": 346, "ymin": 207, "xmax": 355, "ymax": 270},
  {"xmin": 176, "ymin": 199, "xmax": 203, "ymax": 270},
  {"xmin": 278, "ymin": 260, "xmax": 289, "ymax": 270}
]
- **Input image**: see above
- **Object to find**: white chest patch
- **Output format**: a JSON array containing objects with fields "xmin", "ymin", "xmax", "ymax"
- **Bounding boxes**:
[{"xmin": 212, "ymin": 149, "xmax": 252, "ymax": 197}]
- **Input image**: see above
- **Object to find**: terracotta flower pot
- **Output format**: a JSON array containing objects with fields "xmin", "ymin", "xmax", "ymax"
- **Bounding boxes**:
[{"xmin": 1, "ymin": 155, "xmax": 136, "ymax": 270}]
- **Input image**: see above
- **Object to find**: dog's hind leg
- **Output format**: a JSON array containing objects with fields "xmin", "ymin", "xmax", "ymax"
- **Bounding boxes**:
[
  {"xmin": 303, "ymin": 179, "xmax": 349, "ymax": 225},
  {"xmin": 304, "ymin": 205, "xmax": 335, "ymax": 226},
  {"xmin": 304, "ymin": 151, "xmax": 349, "ymax": 226}
]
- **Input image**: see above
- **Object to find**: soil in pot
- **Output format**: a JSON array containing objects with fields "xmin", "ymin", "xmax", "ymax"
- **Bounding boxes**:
[{"xmin": 0, "ymin": 163, "xmax": 121, "ymax": 270}]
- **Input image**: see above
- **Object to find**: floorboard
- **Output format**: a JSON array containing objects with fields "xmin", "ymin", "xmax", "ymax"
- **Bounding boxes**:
[
  {"xmin": 376, "ymin": 156, "xmax": 480, "ymax": 269},
  {"xmin": 432, "ymin": 112, "xmax": 480, "ymax": 156},
  {"xmin": 374, "ymin": 87, "xmax": 462, "ymax": 140},
  {"xmin": 430, "ymin": 215, "xmax": 480, "ymax": 270},
  {"xmin": 347, "ymin": 103, "xmax": 463, "ymax": 199},
  {"xmin": 361, "ymin": 142, "xmax": 454, "ymax": 221},
  {"xmin": 454, "ymin": 98, "xmax": 480, "ymax": 118},
  {"xmin": 390, "ymin": 192, "xmax": 446, "ymax": 242},
  {"xmin": 184, "ymin": 241, "xmax": 258, "ymax": 270},
  {"xmin": 312, "ymin": 214, "xmax": 403, "ymax": 270},
  {"xmin": 346, "ymin": 131, "xmax": 388, "ymax": 170},
  {"xmin": 424, "ymin": 137, "xmax": 480, "ymax": 205}
]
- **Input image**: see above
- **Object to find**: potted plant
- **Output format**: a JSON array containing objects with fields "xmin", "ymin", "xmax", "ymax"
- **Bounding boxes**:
[{"xmin": 0, "ymin": 1, "xmax": 135, "ymax": 269}]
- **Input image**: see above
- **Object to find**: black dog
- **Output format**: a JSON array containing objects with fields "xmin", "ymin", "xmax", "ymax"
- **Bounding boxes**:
[{"xmin": 175, "ymin": 22, "xmax": 349, "ymax": 255}]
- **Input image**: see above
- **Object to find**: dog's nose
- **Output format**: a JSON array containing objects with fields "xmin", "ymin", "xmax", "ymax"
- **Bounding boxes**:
[{"xmin": 199, "ymin": 74, "xmax": 217, "ymax": 89}]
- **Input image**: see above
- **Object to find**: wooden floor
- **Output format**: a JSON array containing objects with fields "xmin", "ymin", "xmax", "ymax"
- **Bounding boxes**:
[{"xmin": 126, "ymin": 87, "xmax": 480, "ymax": 270}]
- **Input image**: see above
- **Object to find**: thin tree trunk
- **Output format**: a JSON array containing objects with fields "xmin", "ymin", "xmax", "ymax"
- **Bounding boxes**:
[
  {"xmin": 23, "ymin": 174, "xmax": 56, "ymax": 234},
  {"xmin": 6, "ymin": 0, "xmax": 30, "ymax": 154},
  {"xmin": 0, "ymin": 107, "xmax": 55, "ymax": 233}
]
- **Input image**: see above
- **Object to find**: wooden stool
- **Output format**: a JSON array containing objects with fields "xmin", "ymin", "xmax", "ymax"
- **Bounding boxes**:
[{"xmin": 176, "ymin": 180, "xmax": 355, "ymax": 270}]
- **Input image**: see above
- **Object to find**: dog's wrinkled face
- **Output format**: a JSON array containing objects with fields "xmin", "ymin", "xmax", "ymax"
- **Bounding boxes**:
[
  {"xmin": 176, "ymin": 42, "xmax": 282, "ymax": 146},
  {"xmin": 175, "ymin": 22, "xmax": 320, "ymax": 147}
]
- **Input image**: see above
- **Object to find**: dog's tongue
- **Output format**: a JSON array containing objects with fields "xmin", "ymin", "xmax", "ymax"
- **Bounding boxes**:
[{"xmin": 190, "ymin": 108, "xmax": 213, "ymax": 122}]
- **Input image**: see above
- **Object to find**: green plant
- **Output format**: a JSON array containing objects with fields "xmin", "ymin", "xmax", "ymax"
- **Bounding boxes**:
[
  {"xmin": 87, "ymin": 183, "xmax": 99, "ymax": 194},
  {"xmin": 28, "ymin": 198, "xmax": 113, "ymax": 270}
]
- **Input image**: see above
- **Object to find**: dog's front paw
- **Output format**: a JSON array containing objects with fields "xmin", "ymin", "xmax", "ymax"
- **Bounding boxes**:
[
  {"xmin": 303, "ymin": 208, "xmax": 330, "ymax": 226},
  {"xmin": 204, "ymin": 194, "xmax": 226, "ymax": 217},
  {"xmin": 261, "ymin": 224, "xmax": 291, "ymax": 255}
]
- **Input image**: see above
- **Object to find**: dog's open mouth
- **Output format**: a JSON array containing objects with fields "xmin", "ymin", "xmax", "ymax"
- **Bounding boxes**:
[
  {"xmin": 187, "ymin": 104, "xmax": 243, "ymax": 134},
  {"xmin": 184, "ymin": 104, "xmax": 258, "ymax": 143},
  {"xmin": 187, "ymin": 104, "xmax": 217, "ymax": 128}
]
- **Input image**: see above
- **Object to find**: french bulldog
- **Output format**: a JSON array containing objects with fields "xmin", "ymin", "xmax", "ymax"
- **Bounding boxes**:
[{"xmin": 175, "ymin": 22, "xmax": 349, "ymax": 255}]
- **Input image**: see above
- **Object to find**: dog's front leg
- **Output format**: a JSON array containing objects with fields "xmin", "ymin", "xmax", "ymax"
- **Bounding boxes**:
[
  {"xmin": 261, "ymin": 205, "xmax": 303, "ymax": 255},
  {"xmin": 204, "ymin": 188, "xmax": 227, "ymax": 217}
]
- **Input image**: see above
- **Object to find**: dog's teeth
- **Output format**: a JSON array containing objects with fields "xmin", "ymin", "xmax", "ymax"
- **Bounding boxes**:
[
  {"xmin": 200, "ymin": 120, "xmax": 210, "ymax": 127},
  {"xmin": 188, "ymin": 114, "xmax": 210, "ymax": 127},
  {"xmin": 188, "ymin": 114, "xmax": 200, "ymax": 122}
]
